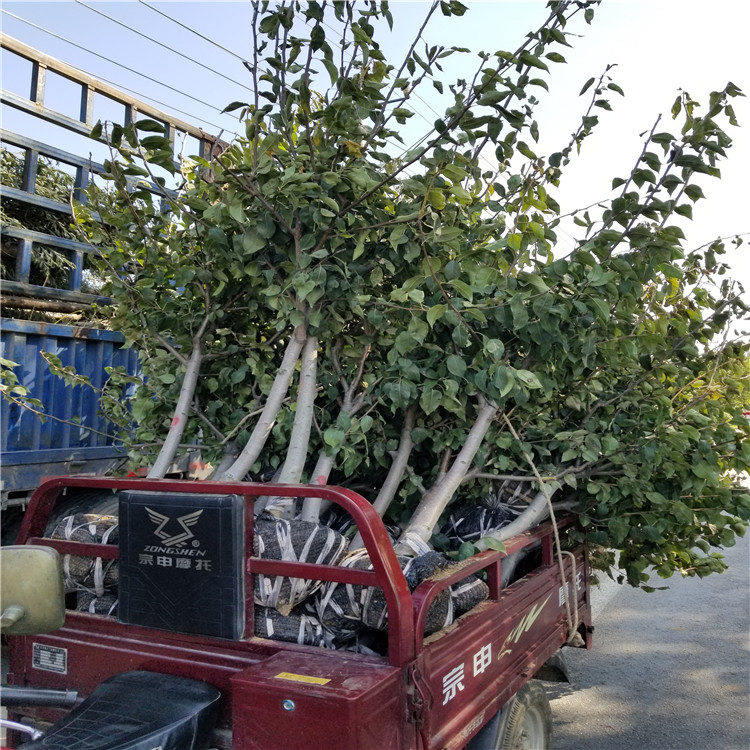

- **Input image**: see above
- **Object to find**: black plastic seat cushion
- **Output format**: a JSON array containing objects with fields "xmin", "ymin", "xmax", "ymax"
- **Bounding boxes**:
[{"xmin": 19, "ymin": 670, "xmax": 220, "ymax": 750}]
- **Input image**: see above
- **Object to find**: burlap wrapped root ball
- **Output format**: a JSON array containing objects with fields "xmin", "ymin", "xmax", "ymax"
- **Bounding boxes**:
[
  {"xmin": 315, "ymin": 549, "xmax": 489, "ymax": 645},
  {"xmin": 253, "ymin": 511, "xmax": 349, "ymax": 615},
  {"xmin": 254, "ymin": 603, "xmax": 326, "ymax": 647},
  {"xmin": 322, "ymin": 506, "xmax": 402, "ymax": 543},
  {"xmin": 441, "ymin": 480, "xmax": 536, "ymax": 549},
  {"xmin": 441, "ymin": 505, "xmax": 517, "ymax": 548},
  {"xmin": 77, "ymin": 591, "xmax": 118, "ymax": 616},
  {"xmin": 451, "ymin": 574, "xmax": 490, "ymax": 618},
  {"xmin": 50, "ymin": 513, "xmax": 119, "ymax": 596}
]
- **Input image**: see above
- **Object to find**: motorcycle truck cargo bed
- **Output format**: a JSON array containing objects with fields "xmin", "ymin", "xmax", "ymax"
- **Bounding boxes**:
[{"xmin": 5, "ymin": 476, "xmax": 592, "ymax": 749}]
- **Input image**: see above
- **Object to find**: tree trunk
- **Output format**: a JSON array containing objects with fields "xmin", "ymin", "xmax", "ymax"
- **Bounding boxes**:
[
  {"xmin": 218, "ymin": 324, "xmax": 307, "ymax": 482},
  {"xmin": 475, "ymin": 489, "xmax": 554, "ymax": 550},
  {"xmin": 349, "ymin": 406, "xmax": 416, "ymax": 550},
  {"xmin": 265, "ymin": 334, "xmax": 318, "ymax": 518},
  {"xmin": 147, "ymin": 345, "xmax": 204, "ymax": 479},
  {"xmin": 396, "ymin": 398, "xmax": 498, "ymax": 550}
]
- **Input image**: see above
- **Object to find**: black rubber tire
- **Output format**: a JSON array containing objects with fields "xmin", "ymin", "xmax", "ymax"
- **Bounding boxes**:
[
  {"xmin": 496, "ymin": 681, "xmax": 552, "ymax": 750},
  {"xmin": 468, "ymin": 681, "xmax": 552, "ymax": 750}
]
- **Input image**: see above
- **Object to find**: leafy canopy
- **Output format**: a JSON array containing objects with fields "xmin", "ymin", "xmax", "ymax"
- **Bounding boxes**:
[{"xmin": 74, "ymin": 0, "xmax": 749, "ymax": 586}]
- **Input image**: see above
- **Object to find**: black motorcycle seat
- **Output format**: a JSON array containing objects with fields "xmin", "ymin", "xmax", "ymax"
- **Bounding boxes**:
[{"xmin": 18, "ymin": 670, "xmax": 221, "ymax": 750}]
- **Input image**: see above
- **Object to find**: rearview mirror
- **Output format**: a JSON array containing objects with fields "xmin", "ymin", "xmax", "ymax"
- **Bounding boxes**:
[{"xmin": 0, "ymin": 546, "xmax": 65, "ymax": 635}]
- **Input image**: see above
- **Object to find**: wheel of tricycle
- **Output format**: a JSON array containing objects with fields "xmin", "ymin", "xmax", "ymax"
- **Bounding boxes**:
[{"xmin": 468, "ymin": 681, "xmax": 552, "ymax": 750}]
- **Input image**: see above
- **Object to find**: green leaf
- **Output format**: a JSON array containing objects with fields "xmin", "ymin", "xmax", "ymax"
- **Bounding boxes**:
[
  {"xmin": 458, "ymin": 541, "xmax": 477, "ymax": 560},
  {"xmin": 449, "ymin": 184, "xmax": 472, "ymax": 203},
  {"xmin": 545, "ymin": 52, "xmax": 566, "ymax": 64},
  {"xmin": 427, "ymin": 188, "xmax": 446, "ymax": 210},
  {"xmin": 311, "ymin": 24, "xmax": 325, "ymax": 50},
  {"xmin": 652, "ymin": 132, "xmax": 675, "ymax": 145},
  {"xmin": 222, "ymin": 100, "xmax": 251, "ymax": 113},
  {"xmin": 321, "ymin": 55, "xmax": 339, "ymax": 85},
  {"xmin": 492, "ymin": 366, "xmax": 515, "ymax": 398},
  {"xmin": 563, "ymin": 474, "xmax": 578, "ymax": 489},
  {"xmin": 691, "ymin": 462, "xmax": 716, "ymax": 479},
  {"xmin": 484, "ymin": 339, "xmax": 505, "ymax": 359},
  {"xmin": 446, "ymin": 355, "xmax": 467, "ymax": 378},
  {"xmin": 516, "ymin": 369, "xmax": 542, "ymax": 389},
  {"xmin": 671, "ymin": 95, "xmax": 682, "ymax": 119},
  {"xmin": 256, "ymin": 215, "xmax": 276, "ymax": 239},
  {"xmin": 479, "ymin": 90, "xmax": 512, "ymax": 107},
  {"xmin": 392, "ymin": 107, "xmax": 414, "ymax": 120},
  {"xmin": 449, "ymin": 279, "xmax": 473, "ymax": 301},
  {"xmin": 324, "ymin": 427, "xmax": 346, "ymax": 448},
  {"xmin": 229, "ymin": 201, "xmax": 246, "ymax": 224},
  {"xmin": 480, "ymin": 537, "xmax": 506, "ymax": 553},
  {"xmin": 242, "ymin": 229, "xmax": 266, "ymax": 254},
  {"xmin": 135, "ymin": 119, "xmax": 167, "ymax": 133},
  {"xmin": 520, "ymin": 52, "xmax": 549, "ymax": 72},
  {"xmin": 685, "ymin": 184, "xmax": 705, "ymax": 202},
  {"xmin": 580, "ymin": 77, "xmax": 595, "ymax": 96},
  {"xmin": 353, "ymin": 233, "xmax": 366, "ymax": 260},
  {"xmin": 420, "ymin": 387, "xmax": 443, "ymax": 415},
  {"xmin": 608, "ymin": 517, "xmax": 629, "ymax": 545},
  {"xmin": 427, "ymin": 304, "xmax": 447, "ymax": 327}
]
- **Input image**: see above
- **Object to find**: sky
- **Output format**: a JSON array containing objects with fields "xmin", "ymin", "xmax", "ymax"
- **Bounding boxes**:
[{"xmin": 1, "ymin": 0, "xmax": 748, "ymax": 308}]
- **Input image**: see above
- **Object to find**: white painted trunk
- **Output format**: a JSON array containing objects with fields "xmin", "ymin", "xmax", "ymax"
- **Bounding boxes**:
[
  {"xmin": 147, "ymin": 345, "xmax": 203, "ymax": 479},
  {"xmin": 350, "ymin": 408, "xmax": 416, "ymax": 551},
  {"xmin": 299, "ymin": 452, "xmax": 335, "ymax": 523},
  {"xmin": 474, "ymin": 489, "xmax": 554, "ymax": 550},
  {"xmin": 218, "ymin": 324, "xmax": 306, "ymax": 482},
  {"xmin": 396, "ymin": 399, "xmax": 498, "ymax": 549},
  {"xmin": 265, "ymin": 335, "xmax": 318, "ymax": 518}
]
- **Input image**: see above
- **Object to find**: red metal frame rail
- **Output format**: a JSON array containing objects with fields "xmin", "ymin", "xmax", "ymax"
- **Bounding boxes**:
[{"xmin": 18, "ymin": 476, "xmax": 416, "ymax": 666}]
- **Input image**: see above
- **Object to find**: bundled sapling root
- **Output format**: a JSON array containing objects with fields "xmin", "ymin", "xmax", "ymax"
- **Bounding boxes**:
[{"xmin": 253, "ymin": 511, "xmax": 349, "ymax": 615}]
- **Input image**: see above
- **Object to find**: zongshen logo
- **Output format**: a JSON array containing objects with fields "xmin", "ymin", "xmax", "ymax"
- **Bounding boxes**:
[{"xmin": 145, "ymin": 508, "xmax": 203, "ymax": 547}]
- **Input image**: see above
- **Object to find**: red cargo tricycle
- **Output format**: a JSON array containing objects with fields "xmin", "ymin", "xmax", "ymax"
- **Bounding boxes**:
[{"xmin": 1, "ymin": 476, "xmax": 592, "ymax": 749}]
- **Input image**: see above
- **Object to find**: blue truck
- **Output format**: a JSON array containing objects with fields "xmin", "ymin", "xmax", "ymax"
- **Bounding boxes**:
[
  {"xmin": 1, "ymin": 318, "xmax": 138, "ymax": 507},
  {"xmin": 1, "ymin": 34, "xmax": 221, "ymax": 520}
]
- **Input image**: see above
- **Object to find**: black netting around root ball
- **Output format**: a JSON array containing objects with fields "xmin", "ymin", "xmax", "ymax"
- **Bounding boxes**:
[
  {"xmin": 253, "ymin": 604, "xmax": 326, "ymax": 647},
  {"xmin": 254, "ymin": 512, "xmax": 349, "ymax": 614},
  {"xmin": 77, "ymin": 591, "xmax": 118, "ymax": 616},
  {"xmin": 451, "ymin": 575, "xmax": 490, "ymax": 618},
  {"xmin": 321, "ymin": 506, "xmax": 402, "ymax": 543},
  {"xmin": 483, "ymin": 479, "xmax": 538, "ymax": 509},
  {"xmin": 441, "ymin": 505, "xmax": 519, "ymax": 548},
  {"xmin": 316, "ymin": 550, "xmax": 461, "ymax": 643},
  {"xmin": 50, "ymin": 514, "xmax": 119, "ymax": 596},
  {"xmin": 442, "ymin": 480, "xmax": 538, "ymax": 548}
]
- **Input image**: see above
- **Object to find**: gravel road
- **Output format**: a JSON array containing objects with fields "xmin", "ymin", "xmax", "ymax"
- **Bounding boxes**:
[{"xmin": 549, "ymin": 533, "xmax": 750, "ymax": 750}]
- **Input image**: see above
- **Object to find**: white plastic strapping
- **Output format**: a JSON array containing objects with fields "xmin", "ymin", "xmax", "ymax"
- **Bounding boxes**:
[{"xmin": 254, "ymin": 515, "xmax": 349, "ymax": 614}]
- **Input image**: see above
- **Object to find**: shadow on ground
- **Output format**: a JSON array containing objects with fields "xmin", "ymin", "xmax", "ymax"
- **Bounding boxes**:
[{"xmin": 549, "ymin": 535, "xmax": 750, "ymax": 750}]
